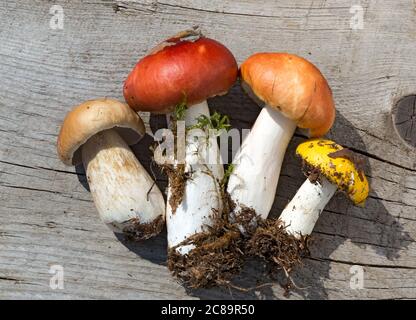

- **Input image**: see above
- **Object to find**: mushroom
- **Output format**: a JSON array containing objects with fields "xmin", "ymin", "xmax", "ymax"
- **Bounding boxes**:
[
  {"xmin": 123, "ymin": 30, "xmax": 238, "ymax": 254},
  {"xmin": 227, "ymin": 53, "xmax": 335, "ymax": 222},
  {"xmin": 57, "ymin": 98, "xmax": 165, "ymax": 239},
  {"xmin": 279, "ymin": 138, "xmax": 369, "ymax": 237}
]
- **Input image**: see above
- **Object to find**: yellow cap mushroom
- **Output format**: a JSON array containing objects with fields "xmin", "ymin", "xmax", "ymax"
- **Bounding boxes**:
[{"xmin": 296, "ymin": 139, "xmax": 369, "ymax": 206}]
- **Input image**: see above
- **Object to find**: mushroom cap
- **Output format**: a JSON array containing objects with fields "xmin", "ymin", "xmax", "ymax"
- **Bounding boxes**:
[
  {"xmin": 123, "ymin": 30, "xmax": 238, "ymax": 113},
  {"xmin": 296, "ymin": 139, "xmax": 369, "ymax": 206},
  {"xmin": 240, "ymin": 53, "xmax": 335, "ymax": 137},
  {"xmin": 57, "ymin": 98, "xmax": 145, "ymax": 166}
]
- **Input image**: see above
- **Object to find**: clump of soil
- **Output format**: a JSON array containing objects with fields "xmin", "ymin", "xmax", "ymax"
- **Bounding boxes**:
[
  {"xmin": 301, "ymin": 160, "xmax": 322, "ymax": 184},
  {"xmin": 122, "ymin": 214, "xmax": 165, "ymax": 241},
  {"xmin": 244, "ymin": 218, "xmax": 311, "ymax": 296},
  {"xmin": 167, "ymin": 193, "xmax": 255, "ymax": 288},
  {"xmin": 245, "ymin": 218, "xmax": 310, "ymax": 276},
  {"xmin": 228, "ymin": 202, "xmax": 311, "ymax": 294},
  {"xmin": 160, "ymin": 163, "xmax": 187, "ymax": 214},
  {"xmin": 167, "ymin": 184, "xmax": 311, "ymax": 291},
  {"xmin": 167, "ymin": 221, "xmax": 244, "ymax": 288},
  {"xmin": 328, "ymin": 148, "xmax": 366, "ymax": 181}
]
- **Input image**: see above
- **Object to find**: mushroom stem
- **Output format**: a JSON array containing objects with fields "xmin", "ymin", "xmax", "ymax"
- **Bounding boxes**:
[
  {"xmin": 279, "ymin": 176, "xmax": 337, "ymax": 237},
  {"xmin": 227, "ymin": 105, "xmax": 297, "ymax": 219},
  {"xmin": 166, "ymin": 101, "xmax": 224, "ymax": 254},
  {"xmin": 82, "ymin": 129, "xmax": 165, "ymax": 238}
]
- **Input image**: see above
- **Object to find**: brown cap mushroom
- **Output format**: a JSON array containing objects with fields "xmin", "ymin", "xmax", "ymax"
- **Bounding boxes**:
[
  {"xmin": 57, "ymin": 98, "xmax": 145, "ymax": 165},
  {"xmin": 56, "ymin": 98, "xmax": 165, "ymax": 240}
]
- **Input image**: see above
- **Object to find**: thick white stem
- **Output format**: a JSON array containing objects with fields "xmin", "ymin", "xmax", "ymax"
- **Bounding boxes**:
[
  {"xmin": 166, "ymin": 101, "xmax": 224, "ymax": 255},
  {"xmin": 279, "ymin": 176, "xmax": 337, "ymax": 238},
  {"xmin": 227, "ymin": 105, "xmax": 296, "ymax": 219},
  {"xmin": 82, "ymin": 129, "xmax": 165, "ymax": 235}
]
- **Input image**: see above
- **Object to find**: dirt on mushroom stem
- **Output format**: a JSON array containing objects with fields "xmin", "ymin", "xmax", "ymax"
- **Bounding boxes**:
[
  {"xmin": 122, "ymin": 214, "xmax": 165, "ymax": 241},
  {"xmin": 245, "ymin": 217, "xmax": 311, "ymax": 295},
  {"xmin": 167, "ymin": 188, "xmax": 310, "ymax": 291},
  {"xmin": 211, "ymin": 158, "xmax": 314, "ymax": 292},
  {"xmin": 167, "ymin": 191, "xmax": 255, "ymax": 288},
  {"xmin": 303, "ymin": 160, "xmax": 323, "ymax": 184},
  {"xmin": 157, "ymin": 100, "xmax": 189, "ymax": 214},
  {"xmin": 160, "ymin": 163, "xmax": 187, "ymax": 214}
]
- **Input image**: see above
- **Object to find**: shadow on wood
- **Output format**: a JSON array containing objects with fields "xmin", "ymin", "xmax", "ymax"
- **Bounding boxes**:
[
  {"xmin": 75, "ymin": 164, "xmax": 89, "ymax": 192},
  {"xmin": 115, "ymin": 231, "xmax": 168, "ymax": 266}
]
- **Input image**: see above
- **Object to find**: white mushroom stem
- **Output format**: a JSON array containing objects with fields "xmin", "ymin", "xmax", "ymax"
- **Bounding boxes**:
[
  {"xmin": 227, "ymin": 105, "xmax": 297, "ymax": 219},
  {"xmin": 82, "ymin": 129, "xmax": 165, "ymax": 236},
  {"xmin": 279, "ymin": 176, "xmax": 337, "ymax": 238},
  {"xmin": 166, "ymin": 101, "xmax": 224, "ymax": 255}
]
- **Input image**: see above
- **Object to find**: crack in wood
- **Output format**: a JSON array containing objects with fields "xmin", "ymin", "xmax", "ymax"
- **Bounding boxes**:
[
  {"xmin": 0, "ymin": 160, "xmax": 84, "ymax": 176},
  {"xmin": 307, "ymin": 257, "xmax": 416, "ymax": 270}
]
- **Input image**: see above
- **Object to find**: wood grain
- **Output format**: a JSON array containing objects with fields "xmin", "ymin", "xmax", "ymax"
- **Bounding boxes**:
[{"xmin": 0, "ymin": 0, "xmax": 415, "ymax": 299}]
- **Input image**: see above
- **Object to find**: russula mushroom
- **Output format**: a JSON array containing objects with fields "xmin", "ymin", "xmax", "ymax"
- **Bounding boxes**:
[
  {"xmin": 227, "ymin": 53, "xmax": 336, "ymax": 221},
  {"xmin": 245, "ymin": 139, "xmax": 369, "ymax": 288},
  {"xmin": 123, "ymin": 30, "xmax": 238, "ymax": 255},
  {"xmin": 57, "ymin": 98, "xmax": 165, "ymax": 239},
  {"xmin": 279, "ymin": 139, "xmax": 369, "ymax": 237}
]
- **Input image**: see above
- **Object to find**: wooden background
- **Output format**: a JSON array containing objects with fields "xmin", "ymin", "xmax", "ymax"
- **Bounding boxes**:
[{"xmin": 1, "ymin": 0, "xmax": 416, "ymax": 300}]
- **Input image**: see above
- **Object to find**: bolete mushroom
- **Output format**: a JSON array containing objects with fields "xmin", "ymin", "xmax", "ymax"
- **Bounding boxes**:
[
  {"xmin": 227, "ymin": 53, "xmax": 336, "ymax": 221},
  {"xmin": 279, "ymin": 139, "xmax": 369, "ymax": 237},
  {"xmin": 57, "ymin": 98, "xmax": 165, "ymax": 239},
  {"xmin": 123, "ymin": 30, "xmax": 238, "ymax": 255}
]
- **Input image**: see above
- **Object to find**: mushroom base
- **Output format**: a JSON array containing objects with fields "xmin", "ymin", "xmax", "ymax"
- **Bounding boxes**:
[
  {"xmin": 167, "ymin": 193, "xmax": 255, "ymax": 288},
  {"xmin": 167, "ymin": 193, "xmax": 310, "ymax": 291},
  {"xmin": 167, "ymin": 224, "xmax": 244, "ymax": 289},
  {"xmin": 245, "ymin": 218, "xmax": 310, "ymax": 292},
  {"xmin": 117, "ymin": 214, "xmax": 165, "ymax": 241}
]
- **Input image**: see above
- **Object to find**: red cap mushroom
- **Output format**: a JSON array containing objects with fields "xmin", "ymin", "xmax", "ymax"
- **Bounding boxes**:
[
  {"xmin": 124, "ymin": 29, "xmax": 238, "ymax": 113},
  {"xmin": 123, "ymin": 29, "xmax": 238, "ymax": 256}
]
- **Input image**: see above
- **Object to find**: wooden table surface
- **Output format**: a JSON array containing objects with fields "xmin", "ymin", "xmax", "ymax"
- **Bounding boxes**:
[{"xmin": 1, "ymin": 0, "xmax": 415, "ymax": 300}]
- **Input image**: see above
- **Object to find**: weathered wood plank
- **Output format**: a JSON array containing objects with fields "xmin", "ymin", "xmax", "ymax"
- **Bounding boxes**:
[{"xmin": 0, "ymin": 0, "xmax": 415, "ymax": 299}]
